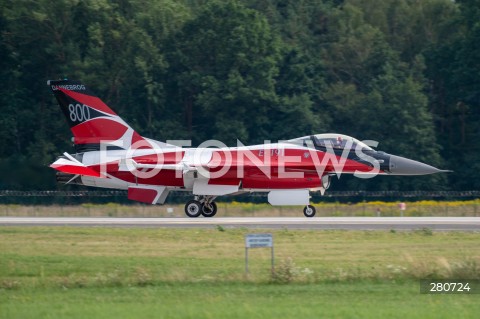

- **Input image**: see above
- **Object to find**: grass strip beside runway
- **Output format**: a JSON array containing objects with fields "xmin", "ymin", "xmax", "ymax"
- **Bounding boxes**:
[{"xmin": 1, "ymin": 227, "xmax": 479, "ymax": 318}]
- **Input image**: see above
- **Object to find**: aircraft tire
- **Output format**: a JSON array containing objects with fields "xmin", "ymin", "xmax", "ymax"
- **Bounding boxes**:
[
  {"xmin": 303, "ymin": 205, "xmax": 316, "ymax": 218},
  {"xmin": 185, "ymin": 200, "xmax": 202, "ymax": 218},
  {"xmin": 201, "ymin": 202, "xmax": 217, "ymax": 218}
]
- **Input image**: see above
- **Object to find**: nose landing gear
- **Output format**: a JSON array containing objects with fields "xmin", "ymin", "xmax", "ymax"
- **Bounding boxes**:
[
  {"xmin": 303, "ymin": 205, "xmax": 316, "ymax": 217},
  {"xmin": 184, "ymin": 196, "xmax": 218, "ymax": 218}
]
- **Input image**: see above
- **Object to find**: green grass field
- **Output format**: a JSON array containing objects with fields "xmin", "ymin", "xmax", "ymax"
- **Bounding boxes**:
[{"xmin": 1, "ymin": 227, "xmax": 479, "ymax": 318}]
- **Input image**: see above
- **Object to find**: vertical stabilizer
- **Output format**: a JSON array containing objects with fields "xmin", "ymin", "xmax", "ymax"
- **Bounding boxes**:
[{"xmin": 47, "ymin": 79, "xmax": 151, "ymax": 152}]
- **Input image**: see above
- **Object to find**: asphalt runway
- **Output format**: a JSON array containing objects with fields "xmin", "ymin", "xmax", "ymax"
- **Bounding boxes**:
[{"xmin": 0, "ymin": 217, "xmax": 479, "ymax": 231}]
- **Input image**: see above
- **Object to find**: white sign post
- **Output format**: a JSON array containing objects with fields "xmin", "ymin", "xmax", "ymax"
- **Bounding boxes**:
[
  {"xmin": 399, "ymin": 202, "xmax": 406, "ymax": 217},
  {"xmin": 245, "ymin": 233, "xmax": 274, "ymax": 274}
]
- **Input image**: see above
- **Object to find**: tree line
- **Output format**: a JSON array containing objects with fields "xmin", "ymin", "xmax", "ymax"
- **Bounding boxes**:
[{"xmin": 0, "ymin": 0, "xmax": 478, "ymax": 191}]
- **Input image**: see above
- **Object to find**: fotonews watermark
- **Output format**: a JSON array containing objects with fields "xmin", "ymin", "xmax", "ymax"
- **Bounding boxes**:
[{"xmin": 98, "ymin": 138, "xmax": 381, "ymax": 181}]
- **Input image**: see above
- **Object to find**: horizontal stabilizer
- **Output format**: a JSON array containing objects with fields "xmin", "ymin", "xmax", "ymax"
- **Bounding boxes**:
[{"xmin": 50, "ymin": 158, "xmax": 103, "ymax": 178}]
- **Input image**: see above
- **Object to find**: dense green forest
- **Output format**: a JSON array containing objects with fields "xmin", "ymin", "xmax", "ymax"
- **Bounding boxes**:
[{"xmin": 0, "ymin": 0, "xmax": 478, "ymax": 191}]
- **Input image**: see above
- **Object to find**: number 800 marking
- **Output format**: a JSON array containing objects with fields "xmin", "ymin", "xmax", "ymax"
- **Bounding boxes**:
[{"xmin": 68, "ymin": 104, "xmax": 91, "ymax": 122}]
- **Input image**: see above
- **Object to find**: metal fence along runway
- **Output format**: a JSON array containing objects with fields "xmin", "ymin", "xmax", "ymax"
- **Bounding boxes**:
[{"xmin": 0, "ymin": 217, "xmax": 479, "ymax": 231}]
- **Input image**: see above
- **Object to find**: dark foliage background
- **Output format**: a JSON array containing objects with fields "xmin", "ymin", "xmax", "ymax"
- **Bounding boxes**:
[{"xmin": 0, "ymin": 0, "xmax": 477, "ymax": 192}]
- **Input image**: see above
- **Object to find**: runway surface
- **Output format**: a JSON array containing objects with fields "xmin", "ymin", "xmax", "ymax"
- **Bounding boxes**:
[{"xmin": 0, "ymin": 217, "xmax": 479, "ymax": 231}]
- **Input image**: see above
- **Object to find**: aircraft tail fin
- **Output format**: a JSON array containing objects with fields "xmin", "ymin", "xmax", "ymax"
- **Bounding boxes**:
[{"xmin": 47, "ymin": 79, "xmax": 151, "ymax": 152}]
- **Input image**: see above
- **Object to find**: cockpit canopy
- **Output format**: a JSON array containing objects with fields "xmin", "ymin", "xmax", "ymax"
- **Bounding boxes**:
[{"xmin": 287, "ymin": 134, "xmax": 374, "ymax": 151}]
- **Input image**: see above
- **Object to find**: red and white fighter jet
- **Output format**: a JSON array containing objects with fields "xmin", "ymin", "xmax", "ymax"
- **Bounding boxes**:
[{"xmin": 48, "ymin": 79, "xmax": 448, "ymax": 217}]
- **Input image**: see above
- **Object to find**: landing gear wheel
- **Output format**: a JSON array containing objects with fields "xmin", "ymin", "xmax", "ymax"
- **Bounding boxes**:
[
  {"xmin": 185, "ymin": 200, "xmax": 202, "ymax": 218},
  {"xmin": 303, "ymin": 205, "xmax": 316, "ymax": 218},
  {"xmin": 201, "ymin": 202, "xmax": 218, "ymax": 217}
]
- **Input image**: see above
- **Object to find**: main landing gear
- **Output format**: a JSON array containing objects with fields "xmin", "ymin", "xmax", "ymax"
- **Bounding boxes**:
[
  {"xmin": 303, "ymin": 205, "xmax": 316, "ymax": 218},
  {"xmin": 184, "ymin": 196, "xmax": 218, "ymax": 218}
]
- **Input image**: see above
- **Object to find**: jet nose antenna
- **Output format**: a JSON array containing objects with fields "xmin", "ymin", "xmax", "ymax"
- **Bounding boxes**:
[{"xmin": 389, "ymin": 155, "xmax": 451, "ymax": 175}]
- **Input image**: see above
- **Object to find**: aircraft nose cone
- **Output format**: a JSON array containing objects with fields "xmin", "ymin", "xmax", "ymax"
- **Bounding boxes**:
[{"xmin": 389, "ymin": 155, "xmax": 448, "ymax": 175}]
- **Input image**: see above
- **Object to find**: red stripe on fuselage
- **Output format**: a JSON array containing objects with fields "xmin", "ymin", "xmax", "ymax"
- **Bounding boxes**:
[{"xmin": 112, "ymin": 170, "xmax": 184, "ymax": 187}]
